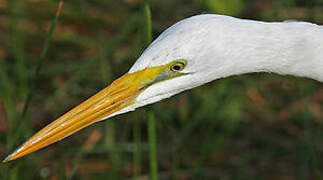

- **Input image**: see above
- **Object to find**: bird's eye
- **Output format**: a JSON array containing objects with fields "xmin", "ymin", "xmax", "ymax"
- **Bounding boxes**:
[{"xmin": 170, "ymin": 60, "xmax": 186, "ymax": 72}]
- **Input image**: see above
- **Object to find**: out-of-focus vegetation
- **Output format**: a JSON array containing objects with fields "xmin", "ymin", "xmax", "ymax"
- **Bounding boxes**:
[{"xmin": 1, "ymin": 0, "xmax": 323, "ymax": 179}]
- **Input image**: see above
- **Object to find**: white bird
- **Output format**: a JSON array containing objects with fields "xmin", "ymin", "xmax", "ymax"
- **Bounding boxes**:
[{"xmin": 3, "ymin": 14, "xmax": 323, "ymax": 162}]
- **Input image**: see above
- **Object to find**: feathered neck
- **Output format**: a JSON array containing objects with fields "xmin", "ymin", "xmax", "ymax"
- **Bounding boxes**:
[{"xmin": 211, "ymin": 18, "xmax": 323, "ymax": 82}]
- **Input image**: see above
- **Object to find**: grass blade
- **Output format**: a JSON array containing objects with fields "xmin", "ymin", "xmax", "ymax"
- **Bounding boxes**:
[
  {"xmin": 143, "ymin": 1, "xmax": 159, "ymax": 180},
  {"xmin": 143, "ymin": 1, "xmax": 152, "ymax": 47},
  {"xmin": 148, "ymin": 112, "xmax": 158, "ymax": 180},
  {"xmin": 21, "ymin": 0, "xmax": 64, "ymax": 118}
]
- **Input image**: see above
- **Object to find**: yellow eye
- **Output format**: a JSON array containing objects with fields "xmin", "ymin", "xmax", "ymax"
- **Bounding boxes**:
[{"xmin": 170, "ymin": 60, "xmax": 186, "ymax": 72}]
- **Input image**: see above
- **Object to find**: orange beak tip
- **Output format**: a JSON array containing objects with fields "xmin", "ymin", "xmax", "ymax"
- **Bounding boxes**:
[
  {"xmin": 2, "ymin": 145, "xmax": 26, "ymax": 163},
  {"xmin": 2, "ymin": 154, "xmax": 13, "ymax": 163}
]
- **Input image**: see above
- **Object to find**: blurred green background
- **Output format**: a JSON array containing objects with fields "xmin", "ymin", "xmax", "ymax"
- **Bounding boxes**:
[{"xmin": 1, "ymin": 0, "xmax": 323, "ymax": 179}]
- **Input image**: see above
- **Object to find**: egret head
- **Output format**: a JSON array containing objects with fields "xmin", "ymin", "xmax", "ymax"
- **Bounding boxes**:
[{"xmin": 128, "ymin": 14, "xmax": 234, "ymax": 109}]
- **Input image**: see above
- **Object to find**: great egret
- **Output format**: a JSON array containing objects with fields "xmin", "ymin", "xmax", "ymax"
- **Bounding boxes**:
[{"xmin": 3, "ymin": 14, "xmax": 323, "ymax": 162}]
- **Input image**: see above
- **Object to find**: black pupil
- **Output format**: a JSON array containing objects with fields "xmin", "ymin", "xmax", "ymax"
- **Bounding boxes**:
[{"xmin": 172, "ymin": 64, "xmax": 181, "ymax": 71}]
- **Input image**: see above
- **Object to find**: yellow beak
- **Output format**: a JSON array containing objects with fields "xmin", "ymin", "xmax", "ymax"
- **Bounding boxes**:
[{"xmin": 3, "ymin": 66, "xmax": 164, "ymax": 163}]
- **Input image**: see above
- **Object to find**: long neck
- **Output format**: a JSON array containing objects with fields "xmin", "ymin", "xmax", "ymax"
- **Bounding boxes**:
[{"xmin": 217, "ymin": 20, "xmax": 323, "ymax": 82}]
